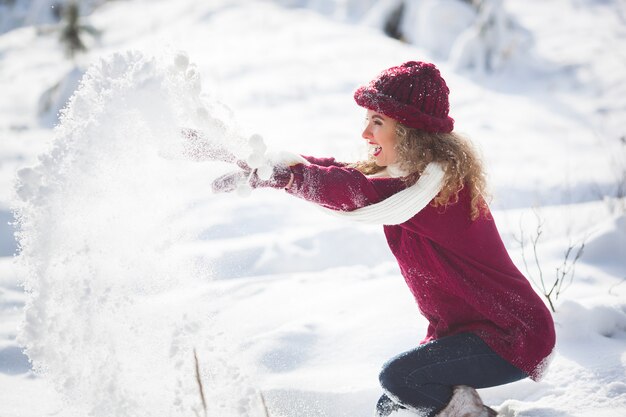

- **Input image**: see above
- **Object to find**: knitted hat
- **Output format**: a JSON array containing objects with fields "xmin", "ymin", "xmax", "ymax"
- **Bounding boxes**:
[{"xmin": 354, "ymin": 61, "xmax": 454, "ymax": 133}]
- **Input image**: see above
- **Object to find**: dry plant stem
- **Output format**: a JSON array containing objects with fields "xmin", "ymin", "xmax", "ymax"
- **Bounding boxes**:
[
  {"xmin": 518, "ymin": 228, "xmax": 534, "ymax": 286},
  {"xmin": 259, "ymin": 391, "xmax": 271, "ymax": 417},
  {"xmin": 554, "ymin": 241, "xmax": 585, "ymax": 300},
  {"xmin": 194, "ymin": 348, "xmax": 208, "ymax": 417},
  {"xmin": 531, "ymin": 212, "xmax": 547, "ymax": 298},
  {"xmin": 528, "ymin": 210, "xmax": 554, "ymax": 312},
  {"xmin": 518, "ymin": 212, "xmax": 553, "ymax": 311},
  {"xmin": 517, "ymin": 209, "xmax": 586, "ymax": 313},
  {"xmin": 609, "ymin": 277, "xmax": 626, "ymax": 295}
]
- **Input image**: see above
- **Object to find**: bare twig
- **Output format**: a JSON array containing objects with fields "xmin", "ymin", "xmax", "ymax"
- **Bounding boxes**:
[
  {"xmin": 609, "ymin": 277, "xmax": 626, "ymax": 295},
  {"xmin": 259, "ymin": 391, "xmax": 271, "ymax": 417},
  {"xmin": 530, "ymin": 209, "xmax": 547, "ymax": 299},
  {"xmin": 517, "ymin": 209, "xmax": 553, "ymax": 311},
  {"xmin": 517, "ymin": 217, "xmax": 536, "ymax": 288},
  {"xmin": 516, "ymin": 209, "xmax": 585, "ymax": 313},
  {"xmin": 194, "ymin": 348, "xmax": 208, "ymax": 417},
  {"xmin": 554, "ymin": 240, "xmax": 585, "ymax": 300}
]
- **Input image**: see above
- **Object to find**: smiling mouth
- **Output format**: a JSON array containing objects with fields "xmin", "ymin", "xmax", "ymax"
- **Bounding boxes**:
[{"xmin": 370, "ymin": 144, "xmax": 382, "ymax": 157}]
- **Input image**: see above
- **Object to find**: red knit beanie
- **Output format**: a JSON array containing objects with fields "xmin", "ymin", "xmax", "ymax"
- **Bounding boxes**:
[{"xmin": 354, "ymin": 61, "xmax": 454, "ymax": 133}]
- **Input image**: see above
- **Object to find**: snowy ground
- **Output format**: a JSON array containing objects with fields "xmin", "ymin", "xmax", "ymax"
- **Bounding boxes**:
[{"xmin": 0, "ymin": 1, "xmax": 625, "ymax": 416}]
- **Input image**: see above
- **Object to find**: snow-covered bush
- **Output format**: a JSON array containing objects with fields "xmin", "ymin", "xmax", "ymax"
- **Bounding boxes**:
[
  {"xmin": 398, "ymin": 0, "xmax": 476, "ymax": 58},
  {"xmin": 274, "ymin": 0, "xmax": 380, "ymax": 22},
  {"xmin": 274, "ymin": 0, "xmax": 531, "ymax": 73},
  {"xmin": 449, "ymin": 0, "xmax": 533, "ymax": 73},
  {"xmin": 360, "ymin": 0, "xmax": 403, "ymax": 33},
  {"xmin": 360, "ymin": 0, "xmax": 476, "ymax": 52},
  {"xmin": 382, "ymin": 0, "xmax": 529, "ymax": 72}
]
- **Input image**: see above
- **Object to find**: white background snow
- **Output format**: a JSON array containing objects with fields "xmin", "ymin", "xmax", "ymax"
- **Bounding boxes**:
[{"xmin": 0, "ymin": 0, "xmax": 625, "ymax": 416}]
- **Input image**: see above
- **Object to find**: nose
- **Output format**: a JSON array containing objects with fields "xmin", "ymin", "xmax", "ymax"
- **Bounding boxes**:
[{"xmin": 362, "ymin": 124, "xmax": 372, "ymax": 140}]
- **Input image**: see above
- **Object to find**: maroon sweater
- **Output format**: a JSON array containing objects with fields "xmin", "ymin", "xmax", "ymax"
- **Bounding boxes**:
[{"xmin": 287, "ymin": 156, "xmax": 555, "ymax": 380}]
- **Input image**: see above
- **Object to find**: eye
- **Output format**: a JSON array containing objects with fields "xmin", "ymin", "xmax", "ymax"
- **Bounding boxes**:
[{"xmin": 373, "ymin": 120, "xmax": 383, "ymax": 126}]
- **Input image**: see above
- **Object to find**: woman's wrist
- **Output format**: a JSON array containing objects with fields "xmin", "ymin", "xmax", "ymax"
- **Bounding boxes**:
[{"xmin": 284, "ymin": 172, "xmax": 295, "ymax": 190}]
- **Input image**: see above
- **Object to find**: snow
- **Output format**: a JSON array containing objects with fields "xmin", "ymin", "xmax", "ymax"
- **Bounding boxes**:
[{"xmin": 0, "ymin": 0, "xmax": 625, "ymax": 416}]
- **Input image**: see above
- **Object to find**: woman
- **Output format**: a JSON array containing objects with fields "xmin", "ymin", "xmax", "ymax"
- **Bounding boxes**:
[{"xmin": 211, "ymin": 61, "xmax": 555, "ymax": 417}]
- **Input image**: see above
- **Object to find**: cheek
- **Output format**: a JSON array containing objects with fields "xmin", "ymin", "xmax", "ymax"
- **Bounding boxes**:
[{"xmin": 386, "ymin": 131, "xmax": 398, "ymax": 150}]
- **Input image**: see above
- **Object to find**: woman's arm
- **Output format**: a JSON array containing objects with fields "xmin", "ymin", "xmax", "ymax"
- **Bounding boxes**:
[
  {"xmin": 300, "ymin": 155, "xmax": 347, "ymax": 168},
  {"xmin": 287, "ymin": 163, "xmax": 403, "ymax": 211}
]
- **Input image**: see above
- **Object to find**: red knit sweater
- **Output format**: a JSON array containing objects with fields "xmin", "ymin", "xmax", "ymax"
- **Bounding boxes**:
[{"xmin": 287, "ymin": 156, "xmax": 555, "ymax": 380}]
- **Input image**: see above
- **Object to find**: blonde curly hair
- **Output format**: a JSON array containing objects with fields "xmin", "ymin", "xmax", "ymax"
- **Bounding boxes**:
[{"xmin": 352, "ymin": 124, "xmax": 490, "ymax": 220}]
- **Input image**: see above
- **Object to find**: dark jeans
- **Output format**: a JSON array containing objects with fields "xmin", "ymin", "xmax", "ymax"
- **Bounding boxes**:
[{"xmin": 377, "ymin": 333, "xmax": 527, "ymax": 417}]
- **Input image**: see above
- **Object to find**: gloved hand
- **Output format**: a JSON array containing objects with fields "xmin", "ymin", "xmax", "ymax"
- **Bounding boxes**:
[
  {"xmin": 212, "ymin": 161, "xmax": 293, "ymax": 194},
  {"xmin": 183, "ymin": 129, "xmax": 292, "ymax": 195}
]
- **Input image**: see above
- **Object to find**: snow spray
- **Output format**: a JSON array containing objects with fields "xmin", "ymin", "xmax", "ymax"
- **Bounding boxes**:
[{"xmin": 14, "ymin": 50, "xmax": 262, "ymax": 417}]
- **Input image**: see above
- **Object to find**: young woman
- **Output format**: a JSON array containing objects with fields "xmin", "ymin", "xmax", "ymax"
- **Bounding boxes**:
[{"xmin": 211, "ymin": 61, "xmax": 555, "ymax": 417}]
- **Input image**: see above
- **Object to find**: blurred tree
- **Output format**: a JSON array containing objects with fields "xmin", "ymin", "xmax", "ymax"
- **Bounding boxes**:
[
  {"xmin": 60, "ymin": 2, "xmax": 85, "ymax": 56},
  {"xmin": 365, "ymin": 0, "xmax": 527, "ymax": 73},
  {"xmin": 59, "ymin": 1, "xmax": 100, "ymax": 59},
  {"xmin": 383, "ymin": 1, "xmax": 405, "ymax": 41}
]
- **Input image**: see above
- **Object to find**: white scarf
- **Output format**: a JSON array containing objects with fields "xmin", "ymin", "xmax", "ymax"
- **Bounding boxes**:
[
  {"xmin": 270, "ymin": 152, "xmax": 445, "ymax": 226},
  {"xmin": 320, "ymin": 162, "xmax": 445, "ymax": 225}
]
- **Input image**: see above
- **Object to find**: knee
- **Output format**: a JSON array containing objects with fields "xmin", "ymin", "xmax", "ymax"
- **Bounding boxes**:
[
  {"xmin": 379, "ymin": 358, "xmax": 407, "ymax": 396},
  {"xmin": 379, "ymin": 354, "xmax": 433, "ymax": 398},
  {"xmin": 378, "ymin": 364, "xmax": 392, "ymax": 392}
]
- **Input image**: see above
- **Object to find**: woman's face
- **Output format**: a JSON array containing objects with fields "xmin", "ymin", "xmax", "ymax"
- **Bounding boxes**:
[{"xmin": 361, "ymin": 110, "xmax": 398, "ymax": 167}]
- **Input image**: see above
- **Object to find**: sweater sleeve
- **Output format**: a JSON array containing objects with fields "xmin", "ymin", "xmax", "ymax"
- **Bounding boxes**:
[
  {"xmin": 300, "ymin": 155, "xmax": 347, "ymax": 167},
  {"xmin": 287, "ymin": 162, "xmax": 403, "ymax": 211}
]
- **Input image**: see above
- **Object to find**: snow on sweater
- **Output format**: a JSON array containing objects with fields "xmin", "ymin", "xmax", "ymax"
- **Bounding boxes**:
[{"xmin": 287, "ymin": 156, "xmax": 555, "ymax": 380}]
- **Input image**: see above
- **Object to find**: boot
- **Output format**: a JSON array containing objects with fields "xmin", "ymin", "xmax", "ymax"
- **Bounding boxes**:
[
  {"xmin": 483, "ymin": 405, "xmax": 498, "ymax": 417},
  {"xmin": 436, "ymin": 385, "xmax": 498, "ymax": 417},
  {"xmin": 375, "ymin": 394, "xmax": 407, "ymax": 417}
]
